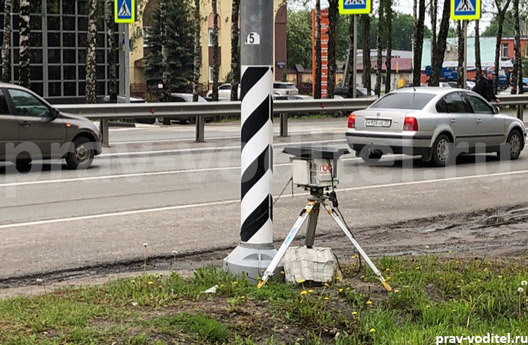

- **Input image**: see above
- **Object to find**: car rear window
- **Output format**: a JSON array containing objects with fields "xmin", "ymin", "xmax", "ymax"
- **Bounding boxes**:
[{"xmin": 370, "ymin": 92, "xmax": 435, "ymax": 110}]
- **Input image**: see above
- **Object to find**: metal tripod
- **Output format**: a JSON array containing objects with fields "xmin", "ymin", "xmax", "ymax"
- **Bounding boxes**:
[{"xmin": 257, "ymin": 189, "xmax": 392, "ymax": 292}]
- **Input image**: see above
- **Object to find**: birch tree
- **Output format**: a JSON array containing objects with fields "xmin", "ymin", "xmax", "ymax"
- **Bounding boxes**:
[
  {"xmin": 475, "ymin": 20, "xmax": 482, "ymax": 81},
  {"xmin": 384, "ymin": 0, "xmax": 393, "ymax": 93},
  {"xmin": 230, "ymin": 0, "xmax": 240, "ymax": 101},
  {"xmin": 211, "ymin": 0, "xmax": 219, "ymax": 101},
  {"xmin": 412, "ymin": 0, "xmax": 425, "ymax": 86},
  {"xmin": 430, "ymin": 0, "xmax": 451, "ymax": 86},
  {"xmin": 18, "ymin": 0, "xmax": 30, "ymax": 88},
  {"xmin": 1, "ymin": 0, "xmax": 11, "ymax": 83},
  {"xmin": 193, "ymin": 0, "xmax": 202, "ymax": 102},
  {"xmin": 492, "ymin": 0, "xmax": 512, "ymax": 93},
  {"xmin": 86, "ymin": 0, "xmax": 97, "ymax": 103},
  {"xmin": 456, "ymin": 21, "xmax": 464, "ymax": 88},
  {"xmin": 512, "ymin": 0, "xmax": 523, "ymax": 94},
  {"xmin": 314, "ymin": 0, "xmax": 322, "ymax": 99},
  {"xmin": 346, "ymin": 15, "xmax": 355, "ymax": 97},
  {"xmin": 106, "ymin": 0, "xmax": 117, "ymax": 103},
  {"xmin": 375, "ymin": 0, "xmax": 385, "ymax": 97},
  {"xmin": 160, "ymin": 1, "xmax": 171, "ymax": 102}
]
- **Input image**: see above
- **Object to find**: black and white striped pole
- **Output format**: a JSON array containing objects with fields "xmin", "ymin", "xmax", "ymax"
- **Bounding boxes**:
[{"xmin": 224, "ymin": 0, "xmax": 278, "ymax": 280}]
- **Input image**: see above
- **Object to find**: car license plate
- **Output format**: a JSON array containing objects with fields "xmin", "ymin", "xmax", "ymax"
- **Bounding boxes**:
[{"xmin": 366, "ymin": 119, "xmax": 392, "ymax": 127}]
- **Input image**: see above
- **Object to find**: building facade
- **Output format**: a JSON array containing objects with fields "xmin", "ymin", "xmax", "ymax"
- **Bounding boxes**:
[{"xmin": 0, "ymin": 0, "xmax": 121, "ymax": 103}]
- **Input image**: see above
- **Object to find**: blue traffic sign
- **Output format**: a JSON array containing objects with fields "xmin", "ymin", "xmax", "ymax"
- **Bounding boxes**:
[
  {"xmin": 451, "ymin": 0, "xmax": 480, "ymax": 20},
  {"xmin": 115, "ymin": 0, "xmax": 135, "ymax": 23},
  {"xmin": 339, "ymin": 0, "xmax": 371, "ymax": 15}
]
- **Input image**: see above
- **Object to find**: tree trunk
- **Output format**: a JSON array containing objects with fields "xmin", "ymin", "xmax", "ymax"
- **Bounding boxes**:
[
  {"xmin": 475, "ymin": 20, "xmax": 482, "ymax": 82},
  {"xmin": 193, "ymin": 0, "xmax": 202, "ymax": 102},
  {"xmin": 18, "ymin": 0, "xmax": 30, "ymax": 88},
  {"xmin": 457, "ymin": 21, "xmax": 464, "ymax": 89},
  {"xmin": 106, "ymin": 0, "xmax": 117, "ymax": 103},
  {"xmin": 430, "ymin": 0, "xmax": 450, "ymax": 86},
  {"xmin": 230, "ymin": 0, "xmax": 240, "ymax": 101},
  {"xmin": 412, "ymin": 0, "xmax": 425, "ymax": 86},
  {"xmin": 1, "ymin": 0, "xmax": 11, "ymax": 83},
  {"xmin": 314, "ymin": 0, "xmax": 322, "ymax": 99},
  {"xmin": 212, "ymin": 0, "xmax": 219, "ymax": 101},
  {"xmin": 493, "ymin": 0, "xmax": 512, "ymax": 94},
  {"xmin": 160, "ymin": 1, "xmax": 171, "ymax": 102},
  {"xmin": 375, "ymin": 0, "xmax": 385, "ymax": 97},
  {"xmin": 85, "ymin": 0, "xmax": 97, "ymax": 103},
  {"xmin": 361, "ymin": 14, "xmax": 372, "ymax": 94},
  {"xmin": 347, "ymin": 16, "xmax": 355, "ymax": 97},
  {"xmin": 513, "ymin": 0, "xmax": 523, "ymax": 94},
  {"xmin": 384, "ymin": 0, "xmax": 392, "ymax": 93},
  {"xmin": 327, "ymin": 0, "xmax": 338, "ymax": 98},
  {"xmin": 430, "ymin": 0, "xmax": 438, "ymax": 61}
]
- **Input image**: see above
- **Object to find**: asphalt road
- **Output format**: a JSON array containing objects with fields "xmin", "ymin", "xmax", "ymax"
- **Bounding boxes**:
[{"xmin": 1, "ymin": 118, "xmax": 528, "ymax": 281}]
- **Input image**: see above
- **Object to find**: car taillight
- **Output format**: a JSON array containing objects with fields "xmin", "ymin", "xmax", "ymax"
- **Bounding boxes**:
[
  {"xmin": 348, "ymin": 113, "xmax": 356, "ymax": 129},
  {"xmin": 403, "ymin": 117, "xmax": 418, "ymax": 131}
]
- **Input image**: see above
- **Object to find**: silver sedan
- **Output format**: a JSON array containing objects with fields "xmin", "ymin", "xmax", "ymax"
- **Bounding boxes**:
[{"xmin": 346, "ymin": 87, "xmax": 526, "ymax": 167}]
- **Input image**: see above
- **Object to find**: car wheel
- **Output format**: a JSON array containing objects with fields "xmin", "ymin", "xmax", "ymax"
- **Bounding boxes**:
[
  {"xmin": 432, "ymin": 134, "xmax": 454, "ymax": 167},
  {"xmin": 136, "ymin": 118, "xmax": 155, "ymax": 125},
  {"xmin": 66, "ymin": 137, "xmax": 95, "ymax": 170},
  {"xmin": 498, "ymin": 129, "xmax": 523, "ymax": 160},
  {"xmin": 15, "ymin": 159, "xmax": 32, "ymax": 172},
  {"xmin": 360, "ymin": 149, "xmax": 383, "ymax": 163},
  {"xmin": 158, "ymin": 117, "xmax": 172, "ymax": 125}
]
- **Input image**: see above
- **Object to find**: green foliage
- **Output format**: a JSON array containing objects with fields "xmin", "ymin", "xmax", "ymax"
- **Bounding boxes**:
[
  {"xmin": 482, "ymin": 11, "xmax": 516, "ymax": 37},
  {"xmin": 150, "ymin": 313, "xmax": 229, "ymax": 343},
  {"xmin": 145, "ymin": 0, "xmax": 194, "ymax": 94},
  {"xmin": 287, "ymin": 9, "xmax": 431, "ymax": 69}
]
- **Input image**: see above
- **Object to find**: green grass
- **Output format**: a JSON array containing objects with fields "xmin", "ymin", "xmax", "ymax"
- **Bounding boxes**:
[{"xmin": 0, "ymin": 256, "xmax": 526, "ymax": 344}]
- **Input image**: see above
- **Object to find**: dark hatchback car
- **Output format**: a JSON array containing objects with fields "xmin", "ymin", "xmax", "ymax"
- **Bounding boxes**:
[{"xmin": 0, "ymin": 83, "xmax": 102, "ymax": 170}]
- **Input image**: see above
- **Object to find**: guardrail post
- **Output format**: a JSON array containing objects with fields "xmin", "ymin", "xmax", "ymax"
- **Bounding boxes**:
[
  {"xmin": 100, "ymin": 119, "xmax": 109, "ymax": 147},
  {"xmin": 280, "ymin": 113, "xmax": 288, "ymax": 137},
  {"xmin": 195, "ymin": 117, "xmax": 205, "ymax": 142},
  {"xmin": 517, "ymin": 105, "xmax": 524, "ymax": 121}
]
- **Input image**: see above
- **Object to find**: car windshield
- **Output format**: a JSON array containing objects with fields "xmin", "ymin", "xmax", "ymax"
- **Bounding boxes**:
[
  {"xmin": 370, "ymin": 92, "xmax": 436, "ymax": 110},
  {"xmin": 274, "ymin": 83, "xmax": 296, "ymax": 89}
]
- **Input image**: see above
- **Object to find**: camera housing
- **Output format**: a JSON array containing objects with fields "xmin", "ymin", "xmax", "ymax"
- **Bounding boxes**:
[{"xmin": 283, "ymin": 146, "xmax": 349, "ymax": 189}]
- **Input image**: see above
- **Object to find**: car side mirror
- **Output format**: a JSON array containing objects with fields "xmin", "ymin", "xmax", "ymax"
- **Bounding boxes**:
[
  {"xmin": 50, "ymin": 108, "xmax": 59, "ymax": 119},
  {"xmin": 493, "ymin": 106, "xmax": 499, "ymax": 114}
]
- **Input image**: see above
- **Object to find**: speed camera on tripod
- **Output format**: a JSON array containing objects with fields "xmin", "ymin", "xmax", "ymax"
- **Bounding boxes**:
[{"xmin": 283, "ymin": 146, "xmax": 349, "ymax": 189}]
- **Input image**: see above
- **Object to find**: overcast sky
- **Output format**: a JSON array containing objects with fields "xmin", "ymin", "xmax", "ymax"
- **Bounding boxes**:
[{"xmin": 290, "ymin": 0, "xmax": 495, "ymax": 35}]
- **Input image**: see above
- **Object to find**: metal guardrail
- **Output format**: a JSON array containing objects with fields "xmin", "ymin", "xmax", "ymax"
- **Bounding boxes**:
[
  {"xmin": 56, "ymin": 98, "xmax": 376, "ymax": 145},
  {"xmin": 55, "ymin": 95, "xmax": 526, "ymax": 146}
]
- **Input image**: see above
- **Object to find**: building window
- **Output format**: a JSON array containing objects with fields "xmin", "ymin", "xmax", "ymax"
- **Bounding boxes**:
[
  {"xmin": 209, "ymin": 66, "xmax": 213, "ymax": 83},
  {"xmin": 208, "ymin": 29, "xmax": 214, "ymax": 47},
  {"xmin": 502, "ymin": 43, "xmax": 509, "ymax": 58}
]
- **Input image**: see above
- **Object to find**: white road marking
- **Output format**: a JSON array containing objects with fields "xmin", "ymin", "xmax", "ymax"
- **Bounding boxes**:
[
  {"xmin": 0, "ymin": 154, "xmax": 364, "ymax": 188},
  {"xmin": 1, "ymin": 168, "xmax": 527, "ymax": 229},
  {"xmin": 99, "ymin": 139, "xmax": 347, "ymax": 157}
]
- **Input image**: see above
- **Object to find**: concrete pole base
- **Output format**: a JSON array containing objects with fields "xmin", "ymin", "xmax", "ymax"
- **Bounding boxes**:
[{"xmin": 223, "ymin": 242, "xmax": 282, "ymax": 283}]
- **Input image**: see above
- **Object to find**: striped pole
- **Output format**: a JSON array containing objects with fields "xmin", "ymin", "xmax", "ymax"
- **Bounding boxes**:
[{"xmin": 224, "ymin": 0, "xmax": 278, "ymax": 280}]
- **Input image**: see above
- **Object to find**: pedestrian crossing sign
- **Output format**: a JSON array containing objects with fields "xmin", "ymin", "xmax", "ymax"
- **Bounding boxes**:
[
  {"xmin": 339, "ymin": 0, "xmax": 371, "ymax": 15},
  {"xmin": 115, "ymin": 0, "xmax": 135, "ymax": 23},
  {"xmin": 451, "ymin": 0, "xmax": 480, "ymax": 20}
]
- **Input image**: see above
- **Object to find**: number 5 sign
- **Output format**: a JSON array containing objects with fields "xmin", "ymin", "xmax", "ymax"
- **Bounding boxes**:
[{"xmin": 245, "ymin": 32, "xmax": 261, "ymax": 45}]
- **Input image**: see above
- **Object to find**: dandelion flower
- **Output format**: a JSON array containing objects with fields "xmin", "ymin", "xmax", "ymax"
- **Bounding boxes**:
[
  {"xmin": 280, "ymin": 271, "xmax": 285, "ymax": 275},
  {"xmin": 324, "ymin": 283, "xmax": 329, "ymax": 287},
  {"xmin": 518, "ymin": 287, "xmax": 524, "ymax": 293},
  {"xmin": 498, "ymin": 275, "xmax": 503, "ymax": 279},
  {"xmin": 148, "ymin": 281, "xmax": 154, "ymax": 285},
  {"xmin": 232, "ymin": 281, "xmax": 239, "ymax": 286},
  {"xmin": 370, "ymin": 328, "xmax": 376, "ymax": 333},
  {"xmin": 308, "ymin": 289, "xmax": 314, "ymax": 293},
  {"xmin": 324, "ymin": 297, "xmax": 330, "ymax": 300},
  {"xmin": 366, "ymin": 300, "xmax": 372, "ymax": 306},
  {"xmin": 338, "ymin": 288, "xmax": 344, "ymax": 293},
  {"xmin": 352, "ymin": 311, "xmax": 358, "ymax": 315},
  {"xmin": 299, "ymin": 279, "xmax": 306, "ymax": 283},
  {"xmin": 394, "ymin": 289, "xmax": 400, "ymax": 293},
  {"xmin": 300, "ymin": 290, "xmax": 308, "ymax": 295},
  {"xmin": 521, "ymin": 281, "xmax": 528, "ymax": 286}
]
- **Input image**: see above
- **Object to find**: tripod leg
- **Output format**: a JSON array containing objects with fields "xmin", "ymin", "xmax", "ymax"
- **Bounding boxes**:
[
  {"xmin": 257, "ymin": 203, "xmax": 313, "ymax": 288},
  {"xmin": 305, "ymin": 200, "xmax": 320, "ymax": 248},
  {"xmin": 327, "ymin": 208, "xmax": 392, "ymax": 292}
]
